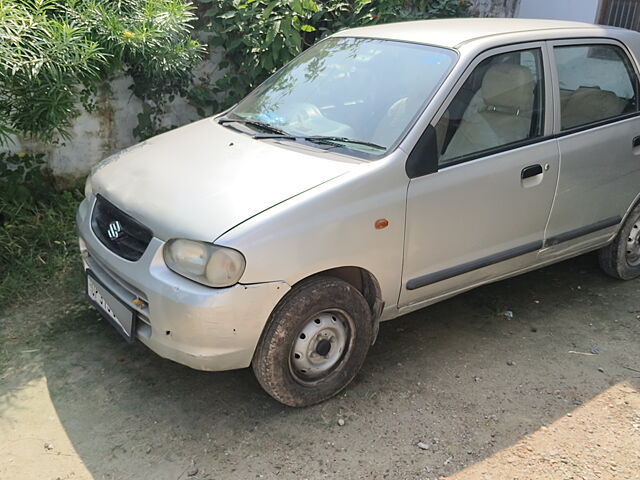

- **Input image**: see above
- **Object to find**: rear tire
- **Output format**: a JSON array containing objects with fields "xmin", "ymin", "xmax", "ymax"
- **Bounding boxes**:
[
  {"xmin": 599, "ymin": 203, "xmax": 640, "ymax": 280},
  {"xmin": 252, "ymin": 276, "xmax": 373, "ymax": 407}
]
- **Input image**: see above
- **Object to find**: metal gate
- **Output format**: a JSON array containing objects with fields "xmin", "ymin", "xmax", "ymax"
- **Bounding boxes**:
[{"xmin": 598, "ymin": 0, "xmax": 640, "ymax": 30}]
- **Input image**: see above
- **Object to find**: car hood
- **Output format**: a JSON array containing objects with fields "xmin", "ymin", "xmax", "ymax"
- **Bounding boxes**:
[{"xmin": 90, "ymin": 118, "xmax": 355, "ymax": 241}]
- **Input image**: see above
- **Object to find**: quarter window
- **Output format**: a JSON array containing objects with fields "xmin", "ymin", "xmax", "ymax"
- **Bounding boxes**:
[
  {"xmin": 555, "ymin": 44, "xmax": 638, "ymax": 130},
  {"xmin": 435, "ymin": 48, "xmax": 545, "ymax": 166}
]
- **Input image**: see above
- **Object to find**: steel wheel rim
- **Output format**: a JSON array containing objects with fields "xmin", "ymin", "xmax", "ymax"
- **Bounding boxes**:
[
  {"xmin": 626, "ymin": 221, "xmax": 640, "ymax": 267},
  {"xmin": 289, "ymin": 310, "xmax": 353, "ymax": 384}
]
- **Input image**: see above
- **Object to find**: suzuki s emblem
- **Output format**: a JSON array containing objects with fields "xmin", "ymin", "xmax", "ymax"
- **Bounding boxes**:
[{"xmin": 107, "ymin": 220, "xmax": 123, "ymax": 240}]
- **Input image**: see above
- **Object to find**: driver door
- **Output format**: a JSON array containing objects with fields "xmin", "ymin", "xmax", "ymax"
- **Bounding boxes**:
[{"xmin": 399, "ymin": 43, "xmax": 559, "ymax": 309}]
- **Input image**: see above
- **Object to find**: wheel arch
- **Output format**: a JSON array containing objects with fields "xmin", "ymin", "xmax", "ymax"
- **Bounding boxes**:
[
  {"xmin": 621, "ymin": 191, "xmax": 640, "ymax": 229},
  {"xmin": 305, "ymin": 266, "xmax": 384, "ymax": 321},
  {"xmin": 255, "ymin": 266, "xmax": 385, "ymax": 360}
]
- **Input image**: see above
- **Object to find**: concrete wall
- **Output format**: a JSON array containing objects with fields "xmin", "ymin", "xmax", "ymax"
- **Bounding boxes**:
[
  {"xmin": 470, "ymin": 0, "xmax": 521, "ymax": 17},
  {"xmin": 4, "ymin": 2, "xmax": 520, "ymax": 178},
  {"xmin": 5, "ymin": 46, "xmax": 221, "ymax": 178},
  {"xmin": 517, "ymin": 0, "xmax": 599, "ymax": 23},
  {"xmin": 13, "ymin": 76, "xmax": 143, "ymax": 177},
  {"xmin": 9, "ymin": 75, "xmax": 211, "ymax": 178}
]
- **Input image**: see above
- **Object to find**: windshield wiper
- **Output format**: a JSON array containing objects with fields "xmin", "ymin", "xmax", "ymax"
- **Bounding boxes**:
[
  {"xmin": 218, "ymin": 117, "xmax": 291, "ymax": 136},
  {"xmin": 304, "ymin": 136, "xmax": 386, "ymax": 151},
  {"xmin": 252, "ymin": 134, "xmax": 386, "ymax": 152},
  {"xmin": 219, "ymin": 117, "xmax": 387, "ymax": 152}
]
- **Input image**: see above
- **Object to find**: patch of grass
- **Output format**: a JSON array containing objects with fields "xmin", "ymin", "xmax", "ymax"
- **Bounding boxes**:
[{"xmin": 0, "ymin": 155, "xmax": 84, "ymax": 314}]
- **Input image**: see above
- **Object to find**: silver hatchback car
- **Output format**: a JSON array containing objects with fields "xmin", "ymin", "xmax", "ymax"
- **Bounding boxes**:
[{"xmin": 77, "ymin": 18, "xmax": 640, "ymax": 406}]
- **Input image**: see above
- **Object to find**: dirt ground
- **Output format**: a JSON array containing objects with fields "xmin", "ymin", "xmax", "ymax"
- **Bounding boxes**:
[{"xmin": 1, "ymin": 252, "xmax": 640, "ymax": 480}]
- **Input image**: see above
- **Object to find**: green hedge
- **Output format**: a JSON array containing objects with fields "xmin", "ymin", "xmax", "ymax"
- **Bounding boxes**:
[
  {"xmin": 0, "ymin": 153, "xmax": 83, "ymax": 312},
  {"xmin": 0, "ymin": 0, "xmax": 203, "ymax": 145},
  {"xmin": 191, "ymin": 0, "xmax": 470, "ymax": 113}
]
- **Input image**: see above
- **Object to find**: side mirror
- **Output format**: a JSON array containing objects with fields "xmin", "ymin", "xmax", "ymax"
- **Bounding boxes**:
[{"xmin": 405, "ymin": 124, "xmax": 438, "ymax": 179}]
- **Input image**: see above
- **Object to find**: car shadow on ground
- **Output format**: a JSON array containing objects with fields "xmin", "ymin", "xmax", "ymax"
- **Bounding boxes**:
[{"xmin": 2, "ymin": 252, "xmax": 640, "ymax": 479}]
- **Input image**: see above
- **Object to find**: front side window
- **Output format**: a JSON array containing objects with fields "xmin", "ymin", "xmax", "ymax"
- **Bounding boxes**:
[
  {"xmin": 230, "ymin": 37, "xmax": 456, "ymax": 156},
  {"xmin": 435, "ymin": 48, "xmax": 545, "ymax": 166},
  {"xmin": 555, "ymin": 44, "xmax": 638, "ymax": 130}
]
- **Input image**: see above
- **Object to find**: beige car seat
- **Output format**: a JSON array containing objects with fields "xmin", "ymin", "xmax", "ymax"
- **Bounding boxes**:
[
  {"xmin": 561, "ymin": 87, "xmax": 627, "ymax": 130},
  {"xmin": 372, "ymin": 97, "xmax": 449, "ymax": 153},
  {"xmin": 442, "ymin": 64, "xmax": 535, "ymax": 161},
  {"xmin": 371, "ymin": 97, "xmax": 415, "ymax": 149}
]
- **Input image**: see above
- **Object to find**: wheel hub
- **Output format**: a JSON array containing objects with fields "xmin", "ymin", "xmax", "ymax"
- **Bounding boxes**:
[
  {"xmin": 626, "ymin": 222, "xmax": 640, "ymax": 266},
  {"xmin": 316, "ymin": 339, "xmax": 332, "ymax": 356},
  {"xmin": 290, "ymin": 312, "xmax": 349, "ymax": 380}
]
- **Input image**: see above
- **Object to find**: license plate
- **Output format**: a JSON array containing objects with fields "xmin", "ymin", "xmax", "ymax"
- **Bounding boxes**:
[{"xmin": 86, "ymin": 271, "xmax": 136, "ymax": 343}]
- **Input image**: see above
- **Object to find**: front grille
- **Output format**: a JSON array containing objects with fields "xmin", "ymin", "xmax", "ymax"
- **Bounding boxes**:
[{"xmin": 91, "ymin": 194, "xmax": 153, "ymax": 261}]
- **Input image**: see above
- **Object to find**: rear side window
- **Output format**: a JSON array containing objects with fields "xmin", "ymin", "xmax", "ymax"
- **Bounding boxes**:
[{"xmin": 555, "ymin": 44, "xmax": 638, "ymax": 130}]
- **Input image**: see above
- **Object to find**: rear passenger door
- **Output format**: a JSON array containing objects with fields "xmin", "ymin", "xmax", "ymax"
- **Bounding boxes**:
[{"xmin": 542, "ymin": 39, "xmax": 640, "ymax": 255}]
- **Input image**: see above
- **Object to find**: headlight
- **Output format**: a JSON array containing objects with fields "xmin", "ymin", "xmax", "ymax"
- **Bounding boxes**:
[{"xmin": 163, "ymin": 239, "xmax": 246, "ymax": 288}]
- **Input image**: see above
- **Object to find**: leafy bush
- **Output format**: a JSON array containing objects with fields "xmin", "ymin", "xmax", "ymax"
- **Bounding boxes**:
[
  {"xmin": 0, "ymin": 152, "xmax": 50, "ymax": 202},
  {"xmin": 0, "ymin": 152, "xmax": 82, "ymax": 313},
  {"xmin": 0, "ymin": 0, "xmax": 203, "ymax": 145},
  {"xmin": 194, "ymin": 0, "xmax": 469, "ymax": 112}
]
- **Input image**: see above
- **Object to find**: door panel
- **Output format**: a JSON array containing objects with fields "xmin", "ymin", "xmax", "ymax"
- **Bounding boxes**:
[
  {"xmin": 400, "ymin": 44, "xmax": 558, "ymax": 308},
  {"xmin": 400, "ymin": 140, "xmax": 559, "ymax": 307},
  {"xmin": 543, "ymin": 40, "xmax": 640, "ymax": 255},
  {"xmin": 544, "ymin": 118, "xmax": 640, "ymax": 246}
]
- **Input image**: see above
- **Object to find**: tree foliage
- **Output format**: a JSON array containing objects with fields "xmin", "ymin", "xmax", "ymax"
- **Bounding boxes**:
[
  {"xmin": 193, "ymin": 0, "xmax": 470, "ymax": 113},
  {"xmin": 0, "ymin": 0, "xmax": 470, "ymax": 144},
  {"xmin": 0, "ymin": 0, "xmax": 203, "ymax": 145}
]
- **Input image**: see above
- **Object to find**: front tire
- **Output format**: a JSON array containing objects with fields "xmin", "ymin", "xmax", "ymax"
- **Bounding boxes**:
[
  {"xmin": 599, "ymin": 203, "xmax": 640, "ymax": 280},
  {"xmin": 252, "ymin": 276, "xmax": 373, "ymax": 407}
]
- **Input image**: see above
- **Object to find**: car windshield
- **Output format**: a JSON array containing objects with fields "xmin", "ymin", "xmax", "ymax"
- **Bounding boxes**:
[{"xmin": 229, "ymin": 37, "xmax": 456, "ymax": 156}]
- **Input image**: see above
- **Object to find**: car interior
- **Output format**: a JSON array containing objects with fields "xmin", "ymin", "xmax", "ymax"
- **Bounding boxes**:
[
  {"xmin": 246, "ymin": 42, "xmax": 637, "ymax": 159},
  {"xmin": 556, "ymin": 45, "xmax": 637, "ymax": 130},
  {"xmin": 435, "ymin": 49, "xmax": 543, "ymax": 164},
  {"xmin": 560, "ymin": 87, "xmax": 629, "ymax": 129},
  {"xmin": 273, "ymin": 40, "xmax": 454, "ymax": 151}
]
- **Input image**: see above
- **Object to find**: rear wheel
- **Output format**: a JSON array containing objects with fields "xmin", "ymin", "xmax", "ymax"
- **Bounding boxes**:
[
  {"xmin": 599, "ymin": 203, "xmax": 640, "ymax": 280},
  {"xmin": 252, "ymin": 276, "xmax": 373, "ymax": 407}
]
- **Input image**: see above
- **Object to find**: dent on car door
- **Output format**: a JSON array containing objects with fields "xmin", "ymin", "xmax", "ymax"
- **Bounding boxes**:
[
  {"xmin": 542, "ymin": 40, "xmax": 640, "ymax": 256},
  {"xmin": 400, "ymin": 44, "xmax": 560, "ymax": 309}
]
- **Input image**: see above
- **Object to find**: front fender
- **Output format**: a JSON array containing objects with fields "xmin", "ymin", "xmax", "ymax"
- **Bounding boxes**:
[{"xmin": 215, "ymin": 155, "xmax": 409, "ymax": 312}]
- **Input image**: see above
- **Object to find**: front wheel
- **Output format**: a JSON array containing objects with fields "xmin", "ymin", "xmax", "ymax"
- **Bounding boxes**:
[
  {"xmin": 252, "ymin": 276, "xmax": 373, "ymax": 407},
  {"xmin": 599, "ymin": 203, "xmax": 640, "ymax": 280}
]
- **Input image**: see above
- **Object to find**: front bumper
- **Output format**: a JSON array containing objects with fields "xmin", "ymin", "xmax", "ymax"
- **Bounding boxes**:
[{"xmin": 76, "ymin": 196, "xmax": 290, "ymax": 371}]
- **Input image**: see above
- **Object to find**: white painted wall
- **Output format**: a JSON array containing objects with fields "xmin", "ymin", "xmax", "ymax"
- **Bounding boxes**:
[
  {"xmin": 517, "ymin": 0, "xmax": 600, "ymax": 23},
  {"xmin": 3, "ymin": 46, "xmax": 223, "ymax": 178},
  {"xmin": 470, "ymin": 0, "xmax": 521, "ymax": 18},
  {"xmin": 12, "ymin": 76, "xmax": 143, "ymax": 177}
]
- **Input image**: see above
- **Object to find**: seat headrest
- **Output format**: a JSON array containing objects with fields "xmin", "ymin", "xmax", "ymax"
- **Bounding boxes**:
[
  {"xmin": 481, "ymin": 64, "xmax": 535, "ymax": 114},
  {"xmin": 561, "ymin": 87, "xmax": 627, "ymax": 129}
]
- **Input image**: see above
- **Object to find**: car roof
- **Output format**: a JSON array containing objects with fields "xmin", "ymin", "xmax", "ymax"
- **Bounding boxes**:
[{"xmin": 333, "ymin": 18, "xmax": 612, "ymax": 49}]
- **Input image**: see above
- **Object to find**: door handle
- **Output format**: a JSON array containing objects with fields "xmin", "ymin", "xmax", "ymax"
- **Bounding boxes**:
[
  {"xmin": 633, "ymin": 136, "xmax": 640, "ymax": 148},
  {"xmin": 521, "ymin": 164, "xmax": 543, "ymax": 179}
]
